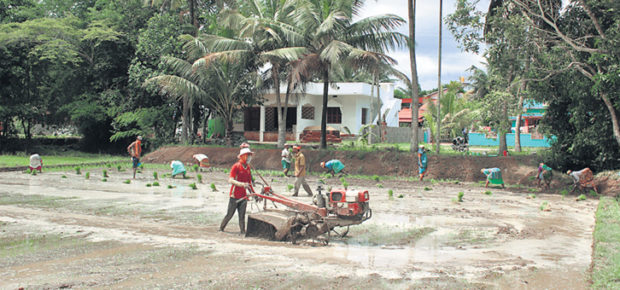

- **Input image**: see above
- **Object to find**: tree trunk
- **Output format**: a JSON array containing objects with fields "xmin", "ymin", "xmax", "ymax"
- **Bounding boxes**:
[
  {"xmin": 283, "ymin": 80, "xmax": 293, "ymax": 145},
  {"xmin": 514, "ymin": 82, "xmax": 526, "ymax": 152},
  {"xmin": 181, "ymin": 96, "xmax": 189, "ymax": 144},
  {"xmin": 514, "ymin": 113, "xmax": 522, "ymax": 152},
  {"xmin": 376, "ymin": 77, "xmax": 384, "ymax": 142},
  {"xmin": 320, "ymin": 69, "xmax": 329, "ymax": 149},
  {"xmin": 368, "ymin": 76, "xmax": 376, "ymax": 145},
  {"xmin": 498, "ymin": 102, "xmax": 508, "ymax": 155},
  {"xmin": 225, "ymin": 117, "xmax": 233, "ymax": 146},
  {"xmin": 408, "ymin": 0, "xmax": 420, "ymax": 152},
  {"xmin": 436, "ymin": 0, "xmax": 443, "ymax": 154},
  {"xmin": 601, "ymin": 92, "xmax": 620, "ymax": 148},
  {"xmin": 189, "ymin": 0, "xmax": 198, "ymax": 30},
  {"xmin": 202, "ymin": 109, "xmax": 210, "ymax": 144},
  {"xmin": 274, "ymin": 65, "xmax": 286, "ymax": 148}
]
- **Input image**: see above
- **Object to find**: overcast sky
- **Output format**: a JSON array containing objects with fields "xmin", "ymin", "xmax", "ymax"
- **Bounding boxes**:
[{"xmin": 358, "ymin": 0, "xmax": 490, "ymax": 91}]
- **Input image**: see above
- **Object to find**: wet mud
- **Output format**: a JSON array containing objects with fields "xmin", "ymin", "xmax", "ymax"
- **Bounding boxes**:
[{"xmin": 0, "ymin": 167, "xmax": 597, "ymax": 289}]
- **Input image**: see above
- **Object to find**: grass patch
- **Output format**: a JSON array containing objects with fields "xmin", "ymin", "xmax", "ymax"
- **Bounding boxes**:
[
  {"xmin": 0, "ymin": 153, "xmax": 126, "ymax": 168},
  {"xmin": 287, "ymin": 184, "xmax": 294, "ymax": 192},
  {"xmin": 346, "ymin": 224, "xmax": 435, "ymax": 246},
  {"xmin": 457, "ymin": 192, "xmax": 464, "ymax": 202},
  {"xmin": 123, "ymin": 179, "xmax": 131, "ymax": 184},
  {"xmin": 152, "ymin": 181, "xmax": 159, "ymax": 186},
  {"xmin": 0, "ymin": 234, "xmax": 86, "ymax": 259},
  {"xmin": 388, "ymin": 189, "xmax": 393, "ymax": 199},
  {"xmin": 576, "ymin": 194, "xmax": 587, "ymax": 201},
  {"xmin": 592, "ymin": 197, "xmax": 620, "ymax": 289},
  {"xmin": 444, "ymin": 229, "xmax": 490, "ymax": 247},
  {"xmin": 210, "ymin": 183, "xmax": 217, "ymax": 192},
  {"xmin": 188, "ymin": 183, "xmax": 197, "ymax": 190},
  {"xmin": 0, "ymin": 193, "xmax": 75, "ymax": 208}
]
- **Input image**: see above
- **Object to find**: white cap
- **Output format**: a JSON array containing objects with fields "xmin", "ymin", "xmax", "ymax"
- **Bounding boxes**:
[{"xmin": 238, "ymin": 147, "xmax": 254, "ymax": 158}]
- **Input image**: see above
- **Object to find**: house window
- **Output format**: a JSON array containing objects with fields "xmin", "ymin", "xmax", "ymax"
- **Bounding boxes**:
[
  {"xmin": 301, "ymin": 105, "xmax": 314, "ymax": 120},
  {"xmin": 361, "ymin": 108, "xmax": 368, "ymax": 125},
  {"xmin": 327, "ymin": 107, "xmax": 342, "ymax": 124}
]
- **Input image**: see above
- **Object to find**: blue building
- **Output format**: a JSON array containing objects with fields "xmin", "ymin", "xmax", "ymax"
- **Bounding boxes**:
[{"xmin": 470, "ymin": 100, "xmax": 554, "ymax": 147}]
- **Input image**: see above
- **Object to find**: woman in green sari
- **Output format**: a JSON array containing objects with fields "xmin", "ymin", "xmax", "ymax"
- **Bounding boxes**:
[{"xmin": 481, "ymin": 168, "xmax": 504, "ymax": 188}]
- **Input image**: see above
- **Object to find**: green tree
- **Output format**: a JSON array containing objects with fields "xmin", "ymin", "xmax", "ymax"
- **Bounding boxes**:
[
  {"xmin": 290, "ymin": 0, "xmax": 407, "ymax": 149},
  {"xmin": 147, "ymin": 36, "xmax": 261, "ymax": 145},
  {"xmin": 200, "ymin": 0, "xmax": 307, "ymax": 148}
]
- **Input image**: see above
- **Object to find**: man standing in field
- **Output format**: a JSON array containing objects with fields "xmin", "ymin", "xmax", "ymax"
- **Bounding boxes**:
[
  {"xmin": 220, "ymin": 147, "xmax": 254, "ymax": 234},
  {"xmin": 292, "ymin": 146, "xmax": 313, "ymax": 197},
  {"xmin": 281, "ymin": 144, "xmax": 291, "ymax": 177},
  {"xmin": 127, "ymin": 136, "xmax": 142, "ymax": 179}
]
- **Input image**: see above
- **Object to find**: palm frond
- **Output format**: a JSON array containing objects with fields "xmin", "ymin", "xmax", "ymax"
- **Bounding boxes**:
[
  {"xmin": 316, "ymin": 11, "xmax": 348, "ymax": 38},
  {"xmin": 321, "ymin": 40, "xmax": 352, "ymax": 64},
  {"xmin": 145, "ymin": 75, "xmax": 206, "ymax": 103},
  {"xmin": 192, "ymin": 50, "xmax": 251, "ymax": 70},
  {"xmin": 198, "ymin": 34, "xmax": 252, "ymax": 53},
  {"xmin": 160, "ymin": 56, "xmax": 195, "ymax": 81},
  {"xmin": 347, "ymin": 31, "xmax": 409, "ymax": 52},
  {"xmin": 260, "ymin": 47, "xmax": 308, "ymax": 63}
]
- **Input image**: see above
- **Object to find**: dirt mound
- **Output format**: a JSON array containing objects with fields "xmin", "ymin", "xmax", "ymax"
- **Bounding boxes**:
[{"xmin": 143, "ymin": 146, "xmax": 616, "ymax": 194}]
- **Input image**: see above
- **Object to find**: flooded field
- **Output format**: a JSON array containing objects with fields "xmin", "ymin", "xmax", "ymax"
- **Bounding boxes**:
[{"xmin": 0, "ymin": 167, "xmax": 597, "ymax": 289}]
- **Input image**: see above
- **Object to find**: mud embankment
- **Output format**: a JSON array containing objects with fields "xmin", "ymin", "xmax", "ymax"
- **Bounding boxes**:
[{"xmin": 143, "ymin": 147, "xmax": 538, "ymax": 182}]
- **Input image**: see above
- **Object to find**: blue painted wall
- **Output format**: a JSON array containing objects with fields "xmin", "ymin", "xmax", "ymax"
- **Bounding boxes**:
[{"xmin": 469, "ymin": 132, "xmax": 553, "ymax": 147}]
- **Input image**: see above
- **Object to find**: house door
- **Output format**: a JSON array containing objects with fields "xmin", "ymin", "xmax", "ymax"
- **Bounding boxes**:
[{"xmin": 244, "ymin": 107, "xmax": 260, "ymax": 131}]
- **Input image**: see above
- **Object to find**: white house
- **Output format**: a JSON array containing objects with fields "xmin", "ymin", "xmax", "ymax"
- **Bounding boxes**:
[{"xmin": 236, "ymin": 82, "xmax": 401, "ymax": 142}]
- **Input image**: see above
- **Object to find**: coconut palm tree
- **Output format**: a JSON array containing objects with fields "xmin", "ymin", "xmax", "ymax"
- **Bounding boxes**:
[
  {"xmin": 193, "ymin": 1, "xmax": 308, "ymax": 148},
  {"xmin": 146, "ymin": 37, "xmax": 261, "ymax": 145},
  {"xmin": 408, "ymin": 0, "xmax": 421, "ymax": 152},
  {"xmin": 290, "ymin": 0, "xmax": 408, "ymax": 149}
]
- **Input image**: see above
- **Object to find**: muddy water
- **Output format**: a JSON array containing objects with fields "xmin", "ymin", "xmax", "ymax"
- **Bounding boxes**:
[{"xmin": 0, "ymin": 169, "xmax": 596, "ymax": 288}]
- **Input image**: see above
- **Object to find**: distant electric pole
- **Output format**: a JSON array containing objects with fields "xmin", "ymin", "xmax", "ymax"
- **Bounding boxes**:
[{"xmin": 436, "ymin": 0, "xmax": 443, "ymax": 154}]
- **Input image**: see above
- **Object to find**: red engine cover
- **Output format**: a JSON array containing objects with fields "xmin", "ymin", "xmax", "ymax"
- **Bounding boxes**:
[{"xmin": 328, "ymin": 190, "xmax": 369, "ymax": 217}]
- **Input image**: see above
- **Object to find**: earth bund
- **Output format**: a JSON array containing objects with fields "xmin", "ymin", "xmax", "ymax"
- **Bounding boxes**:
[{"xmin": 144, "ymin": 146, "xmax": 619, "ymax": 195}]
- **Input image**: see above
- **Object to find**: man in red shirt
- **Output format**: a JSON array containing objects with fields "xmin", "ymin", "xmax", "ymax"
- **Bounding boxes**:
[{"xmin": 220, "ymin": 147, "xmax": 254, "ymax": 234}]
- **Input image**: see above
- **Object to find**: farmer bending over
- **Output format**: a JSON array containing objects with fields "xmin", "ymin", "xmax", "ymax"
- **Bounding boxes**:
[
  {"xmin": 320, "ymin": 159, "xmax": 346, "ymax": 177},
  {"xmin": 170, "ymin": 160, "xmax": 187, "ymax": 178},
  {"xmin": 192, "ymin": 154, "xmax": 210, "ymax": 171},
  {"xmin": 29, "ymin": 153, "xmax": 43, "ymax": 173},
  {"xmin": 536, "ymin": 163, "xmax": 553, "ymax": 189},
  {"xmin": 567, "ymin": 168, "xmax": 599, "ymax": 194},
  {"xmin": 418, "ymin": 145, "xmax": 428, "ymax": 181},
  {"xmin": 220, "ymin": 147, "xmax": 254, "ymax": 234},
  {"xmin": 481, "ymin": 168, "xmax": 505, "ymax": 188}
]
